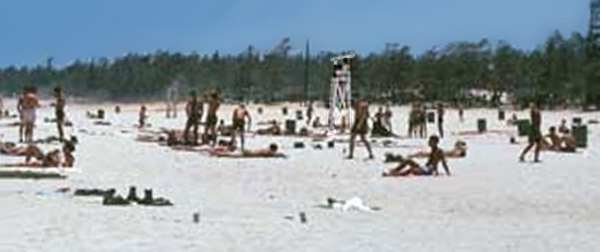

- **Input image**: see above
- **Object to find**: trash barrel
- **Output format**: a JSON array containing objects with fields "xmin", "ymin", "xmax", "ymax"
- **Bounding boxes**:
[
  {"xmin": 477, "ymin": 119, "xmax": 487, "ymax": 133},
  {"xmin": 427, "ymin": 112, "xmax": 435, "ymax": 123},
  {"xmin": 98, "ymin": 109, "xmax": 105, "ymax": 119},
  {"xmin": 282, "ymin": 107, "xmax": 288, "ymax": 115},
  {"xmin": 498, "ymin": 110, "xmax": 505, "ymax": 121},
  {"xmin": 516, "ymin": 119, "xmax": 531, "ymax": 137},
  {"xmin": 257, "ymin": 107, "xmax": 263, "ymax": 114},
  {"xmin": 572, "ymin": 125, "xmax": 588, "ymax": 148},
  {"xmin": 285, "ymin": 119, "xmax": 296, "ymax": 135}
]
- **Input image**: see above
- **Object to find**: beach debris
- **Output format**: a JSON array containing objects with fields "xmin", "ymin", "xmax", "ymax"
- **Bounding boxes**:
[
  {"xmin": 327, "ymin": 141, "xmax": 335, "ymax": 148},
  {"xmin": 324, "ymin": 197, "xmax": 380, "ymax": 212},
  {"xmin": 313, "ymin": 144, "xmax": 323, "ymax": 150},
  {"xmin": 102, "ymin": 190, "xmax": 130, "ymax": 206},
  {"xmin": 384, "ymin": 153, "xmax": 403, "ymax": 163},
  {"xmin": 0, "ymin": 171, "xmax": 66, "ymax": 180},
  {"xmin": 126, "ymin": 186, "xmax": 139, "ymax": 202},
  {"xmin": 193, "ymin": 212, "xmax": 200, "ymax": 223},
  {"xmin": 75, "ymin": 188, "xmax": 115, "ymax": 197},
  {"xmin": 138, "ymin": 189, "xmax": 173, "ymax": 206},
  {"xmin": 294, "ymin": 142, "xmax": 305, "ymax": 149},
  {"xmin": 588, "ymin": 119, "xmax": 599, "ymax": 124},
  {"xmin": 299, "ymin": 212, "xmax": 307, "ymax": 223}
]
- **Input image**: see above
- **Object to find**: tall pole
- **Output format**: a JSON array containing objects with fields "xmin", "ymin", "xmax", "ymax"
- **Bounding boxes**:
[{"xmin": 304, "ymin": 40, "xmax": 310, "ymax": 104}]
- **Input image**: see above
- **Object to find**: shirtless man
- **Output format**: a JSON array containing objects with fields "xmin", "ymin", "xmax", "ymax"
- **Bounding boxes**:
[
  {"xmin": 183, "ymin": 91, "xmax": 203, "ymax": 145},
  {"xmin": 347, "ymin": 99, "xmax": 374, "ymax": 159},
  {"xmin": 544, "ymin": 126, "xmax": 561, "ymax": 150},
  {"xmin": 210, "ymin": 143, "xmax": 285, "ymax": 158},
  {"xmin": 231, "ymin": 103, "xmax": 251, "ymax": 150},
  {"xmin": 138, "ymin": 105, "xmax": 148, "ymax": 128},
  {"xmin": 408, "ymin": 140, "xmax": 467, "ymax": 159},
  {"xmin": 204, "ymin": 92, "xmax": 220, "ymax": 145},
  {"xmin": 306, "ymin": 101, "xmax": 314, "ymax": 125},
  {"xmin": 21, "ymin": 86, "xmax": 40, "ymax": 143},
  {"xmin": 17, "ymin": 91, "xmax": 25, "ymax": 142},
  {"xmin": 437, "ymin": 103, "xmax": 445, "ymax": 138},
  {"xmin": 559, "ymin": 129, "xmax": 577, "ymax": 153},
  {"xmin": 53, "ymin": 87, "xmax": 66, "ymax": 141},
  {"xmin": 383, "ymin": 105, "xmax": 392, "ymax": 132},
  {"xmin": 558, "ymin": 119, "xmax": 569, "ymax": 134},
  {"xmin": 519, "ymin": 103, "xmax": 542, "ymax": 162},
  {"xmin": 256, "ymin": 121, "xmax": 281, "ymax": 135},
  {"xmin": 383, "ymin": 135, "xmax": 451, "ymax": 177},
  {"xmin": 1, "ymin": 141, "xmax": 75, "ymax": 168}
]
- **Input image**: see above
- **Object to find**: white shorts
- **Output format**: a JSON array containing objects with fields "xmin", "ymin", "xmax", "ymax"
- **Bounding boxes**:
[{"xmin": 21, "ymin": 109, "xmax": 36, "ymax": 124}]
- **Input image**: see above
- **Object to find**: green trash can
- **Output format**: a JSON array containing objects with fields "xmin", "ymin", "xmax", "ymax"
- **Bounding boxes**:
[
  {"xmin": 498, "ymin": 110, "xmax": 505, "ymax": 121},
  {"xmin": 285, "ymin": 119, "xmax": 296, "ymax": 135},
  {"xmin": 427, "ymin": 112, "xmax": 435, "ymax": 123},
  {"xmin": 516, "ymin": 119, "xmax": 531, "ymax": 137},
  {"xmin": 572, "ymin": 125, "xmax": 588, "ymax": 148},
  {"xmin": 477, "ymin": 119, "xmax": 487, "ymax": 133}
]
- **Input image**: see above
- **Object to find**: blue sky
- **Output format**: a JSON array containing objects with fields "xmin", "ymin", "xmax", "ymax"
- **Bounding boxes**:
[{"xmin": 0, "ymin": 0, "xmax": 590, "ymax": 67}]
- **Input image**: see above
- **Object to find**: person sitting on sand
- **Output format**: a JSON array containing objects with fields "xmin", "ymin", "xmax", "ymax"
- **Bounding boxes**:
[
  {"xmin": 256, "ymin": 121, "xmax": 282, "ymax": 136},
  {"xmin": 407, "ymin": 140, "xmax": 467, "ymax": 159},
  {"xmin": 217, "ymin": 120, "xmax": 234, "ymax": 137},
  {"xmin": 383, "ymin": 135, "xmax": 450, "ymax": 177},
  {"xmin": 559, "ymin": 129, "xmax": 577, "ymax": 153},
  {"xmin": 558, "ymin": 119, "xmax": 569, "ymax": 134},
  {"xmin": 210, "ymin": 143, "xmax": 285, "ymax": 158},
  {"xmin": 544, "ymin": 126, "xmax": 561, "ymax": 151},
  {"xmin": 312, "ymin": 116, "xmax": 324, "ymax": 128},
  {"xmin": 1, "ymin": 141, "xmax": 75, "ymax": 168}
]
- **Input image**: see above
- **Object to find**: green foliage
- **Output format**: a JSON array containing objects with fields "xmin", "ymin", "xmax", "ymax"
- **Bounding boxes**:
[{"xmin": 0, "ymin": 33, "xmax": 598, "ymax": 106}]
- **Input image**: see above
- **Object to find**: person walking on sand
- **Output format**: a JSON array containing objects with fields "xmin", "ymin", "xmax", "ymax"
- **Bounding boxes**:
[
  {"xmin": 231, "ymin": 103, "xmax": 252, "ymax": 150},
  {"xmin": 204, "ymin": 91, "xmax": 220, "ymax": 145},
  {"xmin": 53, "ymin": 87, "xmax": 66, "ymax": 141},
  {"xmin": 458, "ymin": 104, "xmax": 464, "ymax": 123},
  {"xmin": 347, "ymin": 99, "xmax": 374, "ymax": 159},
  {"xmin": 383, "ymin": 104, "xmax": 393, "ymax": 133},
  {"xmin": 183, "ymin": 91, "xmax": 203, "ymax": 145},
  {"xmin": 437, "ymin": 103, "xmax": 445, "ymax": 138},
  {"xmin": 21, "ymin": 86, "xmax": 40, "ymax": 143},
  {"xmin": 519, "ymin": 102, "xmax": 542, "ymax": 162},
  {"xmin": 306, "ymin": 101, "xmax": 314, "ymax": 126}
]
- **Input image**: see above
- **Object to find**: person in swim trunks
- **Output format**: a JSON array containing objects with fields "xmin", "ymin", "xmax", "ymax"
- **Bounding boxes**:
[
  {"xmin": 21, "ymin": 86, "xmax": 40, "ymax": 143},
  {"xmin": 53, "ymin": 87, "xmax": 66, "ymax": 141},
  {"xmin": 231, "ymin": 103, "xmax": 251, "ymax": 150},
  {"xmin": 383, "ymin": 135, "xmax": 451, "ymax": 177},
  {"xmin": 184, "ymin": 91, "xmax": 203, "ymax": 145},
  {"xmin": 204, "ymin": 91, "xmax": 220, "ymax": 145},
  {"xmin": 519, "ymin": 102, "xmax": 542, "ymax": 162},
  {"xmin": 347, "ymin": 99, "xmax": 374, "ymax": 159}
]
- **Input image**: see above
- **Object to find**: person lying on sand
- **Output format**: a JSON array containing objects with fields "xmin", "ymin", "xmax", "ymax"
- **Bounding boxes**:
[
  {"xmin": 209, "ymin": 143, "xmax": 285, "ymax": 158},
  {"xmin": 383, "ymin": 135, "xmax": 450, "ymax": 177},
  {"xmin": 1, "ymin": 141, "xmax": 75, "ymax": 168},
  {"xmin": 0, "ymin": 142, "xmax": 44, "ymax": 159},
  {"xmin": 256, "ymin": 121, "xmax": 282, "ymax": 136},
  {"xmin": 407, "ymin": 140, "xmax": 467, "ymax": 159}
]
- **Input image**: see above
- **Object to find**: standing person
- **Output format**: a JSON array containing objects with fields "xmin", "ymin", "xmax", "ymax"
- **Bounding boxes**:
[
  {"xmin": 183, "ymin": 91, "xmax": 202, "ymax": 145},
  {"xmin": 383, "ymin": 104, "xmax": 393, "ymax": 133},
  {"xmin": 204, "ymin": 91, "xmax": 220, "ymax": 145},
  {"xmin": 231, "ymin": 103, "xmax": 252, "ymax": 150},
  {"xmin": 437, "ymin": 103, "xmax": 445, "ymax": 138},
  {"xmin": 0, "ymin": 94, "xmax": 3, "ymax": 118},
  {"xmin": 417, "ymin": 103, "xmax": 427, "ymax": 138},
  {"xmin": 520, "ymin": 103, "xmax": 542, "ymax": 162},
  {"xmin": 17, "ymin": 92, "xmax": 25, "ymax": 142},
  {"xmin": 347, "ymin": 99, "xmax": 374, "ymax": 159},
  {"xmin": 21, "ymin": 86, "xmax": 40, "ymax": 143},
  {"xmin": 458, "ymin": 104, "xmax": 464, "ymax": 123},
  {"xmin": 306, "ymin": 101, "xmax": 314, "ymax": 126},
  {"xmin": 166, "ymin": 79, "xmax": 180, "ymax": 118},
  {"xmin": 408, "ymin": 104, "xmax": 416, "ymax": 138},
  {"xmin": 138, "ymin": 105, "xmax": 147, "ymax": 128},
  {"xmin": 53, "ymin": 87, "xmax": 66, "ymax": 141}
]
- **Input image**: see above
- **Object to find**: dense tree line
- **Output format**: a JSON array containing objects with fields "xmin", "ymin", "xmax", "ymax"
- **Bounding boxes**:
[{"xmin": 1, "ymin": 31, "xmax": 599, "ymax": 108}]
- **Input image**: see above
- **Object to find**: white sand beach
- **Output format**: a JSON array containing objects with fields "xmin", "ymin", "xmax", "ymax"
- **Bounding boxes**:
[{"xmin": 1, "ymin": 100, "xmax": 599, "ymax": 252}]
